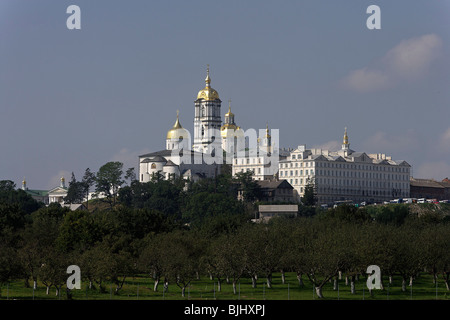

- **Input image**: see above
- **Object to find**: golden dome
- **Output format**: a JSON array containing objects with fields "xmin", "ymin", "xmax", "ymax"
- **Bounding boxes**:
[
  {"xmin": 196, "ymin": 65, "xmax": 220, "ymax": 101},
  {"xmin": 167, "ymin": 111, "xmax": 189, "ymax": 140},
  {"xmin": 221, "ymin": 125, "xmax": 244, "ymax": 138}
]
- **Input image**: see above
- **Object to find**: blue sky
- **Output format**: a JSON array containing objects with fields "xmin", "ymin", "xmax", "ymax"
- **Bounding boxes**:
[{"xmin": 0, "ymin": 0, "xmax": 449, "ymax": 189}]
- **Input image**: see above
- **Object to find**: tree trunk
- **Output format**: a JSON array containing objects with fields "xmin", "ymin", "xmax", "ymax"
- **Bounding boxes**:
[
  {"xmin": 297, "ymin": 272, "xmax": 304, "ymax": 287},
  {"xmin": 315, "ymin": 285, "xmax": 324, "ymax": 299},
  {"xmin": 266, "ymin": 274, "xmax": 273, "ymax": 289},
  {"xmin": 281, "ymin": 271, "xmax": 286, "ymax": 284},
  {"xmin": 333, "ymin": 278, "xmax": 338, "ymax": 291},
  {"xmin": 232, "ymin": 281, "xmax": 237, "ymax": 295},
  {"xmin": 251, "ymin": 275, "xmax": 257, "ymax": 288},
  {"xmin": 181, "ymin": 286, "xmax": 186, "ymax": 297},
  {"xmin": 350, "ymin": 275, "xmax": 356, "ymax": 294},
  {"xmin": 46, "ymin": 286, "xmax": 50, "ymax": 295},
  {"xmin": 345, "ymin": 276, "xmax": 349, "ymax": 286},
  {"xmin": 154, "ymin": 278, "xmax": 160, "ymax": 292},
  {"xmin": 401, "ymin": 278, "xmax": 407, "ymax": 292},
  {"xmin": 163, "ymin": 280, "xmax": 169, "ymax": 293},
  {"xmin": 217, "ymin": 279, "xmax": 222, "ymax": 292}
]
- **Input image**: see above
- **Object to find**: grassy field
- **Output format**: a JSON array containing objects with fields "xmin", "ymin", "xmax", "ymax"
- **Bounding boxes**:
[{"xmin": 1, "ymin": 272, "xmax": 448, "ymax": 300}]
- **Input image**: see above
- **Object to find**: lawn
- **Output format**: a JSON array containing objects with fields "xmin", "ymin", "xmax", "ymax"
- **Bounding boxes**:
[{"xmin": 1, "ymin": 272, "xmax": 448, "ymax": 300}]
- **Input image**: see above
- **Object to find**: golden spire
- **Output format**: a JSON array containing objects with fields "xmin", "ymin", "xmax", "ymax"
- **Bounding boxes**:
[
  {"xmin": 205, "ymin": 64, "xmax": 211, "ymax": 87},
  {"xmin": 172, "ymin": 110, "xmax": 182, "ymax": 129},
  {"xmin": 343, "ymin": 127, "xmax": 349, "ymax": 145},
  {"xmin": 265, "ymin": 122, "xmax": 271, "ymax": 138},
  {"xmin": 167, "ymin": 110, "xmax": 189, "ymax": 139},
  {"xmin": 225, "ymin": 99, "xmax": 234, "ymax": 116}
]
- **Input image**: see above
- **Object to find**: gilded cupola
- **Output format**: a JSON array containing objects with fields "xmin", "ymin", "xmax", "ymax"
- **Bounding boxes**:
[
  {"xmin": 196, "ymin": 65, "xmax": 220, "ymax": 101},
  {"xmin": 167, "ymin": 110, "xmax": 189, "ymax": 140}
]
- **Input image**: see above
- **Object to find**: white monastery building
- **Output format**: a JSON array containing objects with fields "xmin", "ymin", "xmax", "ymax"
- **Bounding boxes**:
[{"xmin": 279, "ymin": 128, "xmax": 411, "ymax": 204}]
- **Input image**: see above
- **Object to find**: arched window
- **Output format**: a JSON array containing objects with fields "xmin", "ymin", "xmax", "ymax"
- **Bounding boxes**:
[{"xmin": 151, "ymin": 163, "xmax": 156, "ymax": 169}]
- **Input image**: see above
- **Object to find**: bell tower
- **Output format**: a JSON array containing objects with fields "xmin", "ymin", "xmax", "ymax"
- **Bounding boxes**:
[{"xmin": 193, "ymin": 65, "xmax": 222, "ymax": 153}]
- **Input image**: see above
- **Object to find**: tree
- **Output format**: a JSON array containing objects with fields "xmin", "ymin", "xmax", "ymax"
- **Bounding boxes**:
[
  {"xmin": 234, "ymin": 223, "xmax": 284, "ymax": 289},
  {"xmin": 38, "ymin": 246, "xmax": 71, "ymax": 296},
  {"xmin": 82, "ymin": 168, "xmax": 96, "ymax": 210},
  {"xmin": 0, "ymin": 180, "xmax": 16, "ymax": 191},
  {"xmin": 390, "ymin": 221, "xmax": 426, "ymax": 292},
  {"xmin": 0, "ymin": 180, "xmax": 42, "ymax": 214},
  {"xmin": 95, "ymin": 161, "xmax": 124, "ymax": 208},
  {"xmin": 0, "ymin": 243, "xmax": 22, "ymax": 297},
  {"xmin": 214, "ymin": 232, "xmax": 247, "ymax": 295},
  {"xmin": 234, "ymin": 171, "xmax": 261, "ymax": 202},
  {"xmin": 124, "ymin": 167, "xmax": 136, "ymax": 185},
  {"xmin": 302, "ymin": 219, "xmax": 344, "ymax": 298},
  {"xmin": 64, "ymin": 172, "xmax": 85, "ymax": 204},
  {"xmin": 182, "ymin": 191, "xmax": 245, "ymax": 230},
  {"xmin": 56, "ymin": 210, "xmax": 102, "ymax": 253},
  {"xmin": 301, "ymin": 178, "xmax": 317, "ymax": 206}
]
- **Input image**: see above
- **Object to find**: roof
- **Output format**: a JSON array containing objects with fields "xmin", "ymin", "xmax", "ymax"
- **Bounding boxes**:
[
  {"xmin": 25, "ymin": 189, "xmax": 48, "ymax": 197},
  {"xmin": 164, "ymin": 160, "xmax": 177, "ymax": 166},
  {"xmin": 410, "ymin": 178, "xmax": 446, "ymax": 189},
  {"xmin": 48, "ymin": 186, "xmax": 68, "ymax": 194},
  {"xmin": 139, "ymin": 149, "xmax": 204, "ymax": 158},
  {"xmin": 257, "ymin": 179, "xmax": 293, "ymax": 190}
]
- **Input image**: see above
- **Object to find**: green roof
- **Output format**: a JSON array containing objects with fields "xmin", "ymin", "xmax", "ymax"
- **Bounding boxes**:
[{"xmin": 25, "ymin": 189, "xmax": 49, "ymax": 197}]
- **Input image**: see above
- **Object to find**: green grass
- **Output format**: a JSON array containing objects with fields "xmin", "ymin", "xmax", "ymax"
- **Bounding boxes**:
[{"xmin": 1, "ymin": 272, "xmax": 448, "ymax": 300}]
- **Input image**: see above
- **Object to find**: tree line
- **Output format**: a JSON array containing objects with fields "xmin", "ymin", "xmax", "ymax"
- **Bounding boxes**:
[{"xmin": 0, "ymin": 162, "xmax": 449, "ymax": 299}]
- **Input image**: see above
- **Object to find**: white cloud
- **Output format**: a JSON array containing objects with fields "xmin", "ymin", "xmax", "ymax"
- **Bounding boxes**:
[
  {"xmin": 312, "ymin": 140, "xmax": 341, "ymax": 152},
  {"xmin": 341, "ymin": 34, "xmax": 443, "ymax": 92},
  {"xmin": 363, "ymin": 130, "xmax": 418, "ymax": 154},
  {"xmin": 383, "ymin": 33, "xmax": 443, "ymax": 79}
]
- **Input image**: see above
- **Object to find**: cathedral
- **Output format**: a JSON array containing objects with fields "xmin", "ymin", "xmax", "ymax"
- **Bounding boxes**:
[{"xmin": 138, "ymin": 66, "xmax": 247, "ymax": 183}]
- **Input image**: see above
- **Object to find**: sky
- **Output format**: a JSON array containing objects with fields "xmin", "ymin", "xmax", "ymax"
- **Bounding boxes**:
[{"xmin": 0, "ymin": 0, "xmax": 449, "ymax": 190}]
